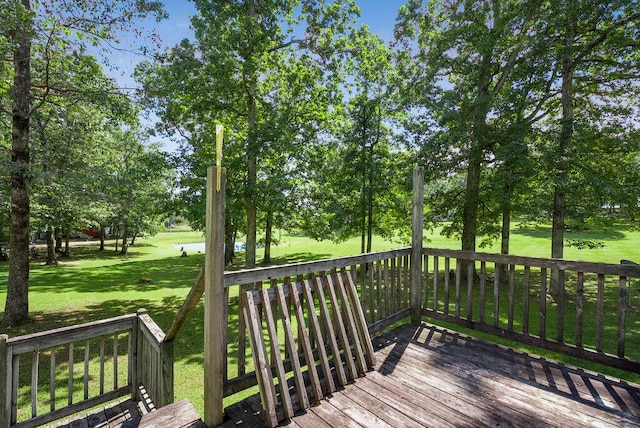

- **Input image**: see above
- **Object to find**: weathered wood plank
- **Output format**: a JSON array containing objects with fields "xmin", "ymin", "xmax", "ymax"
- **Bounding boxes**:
[
  {"xmin": 242, "ymin": 291, "xmax": 278, "ymax": 427},
  {"xmin": 225, "ymin": 248, "xmax": 411, "ymax": 288},
  {"xmin": 523, "ymin": 266, "xmax": 530, "ymax": 335},
  {"xmin": 540, "ymin": 267, "xmax": 547, "ymax": 339},
  {"xmin": 31, "ymin": 350, "xmax": 39, "ymax": 418},
  {"xmin": 203, "ymin": 166, "xmax": 227, "ymax": 428},
  {"xmin": 335, "ymin": 274, "xmax": 367, "ymax": 375},
  {"xmin": 422, "ymin": 247, "xmax": 640, "ymax": 277},
  {"xmin": 479, "ymin": 262, "xmax": 486, "ymax": 324},
  {"xmin": 301, "ymin": 280, "xmax": 335, "ymax": 394},
  {"xmin": 259, "ymin": 288, "xmax": 293, "ymax": 420},
  {"xmin": 325, "ymin": 275, "xmax": 357, "ymax": 381},
  {"xmin": 313, "ymin": 277, "xmax": 348, "ymax": 387},
  {"xmin": 288, "ymin": 281, "xmax": 323, "ymax": 403},
  {"xmin": 575, "ymin": 271, "xmax": 584, "ymax": 348},
  {"xmin": 274, "ymin": 285, "xmax": 309, "ymax": 411},
  {"xmin": 343, "ymin": 273, "xmax": 375, "ymax": 368},
  {"xmin": 596, "ymin": 273, "xmax": 605, "ymax": 352},
  {"xmin": 508, "ymin": 264, "xmax": 515, "ymax": 330},
  {"xmin": 7, "ymin": 315, "xmax": 136, "ymax": 355},
  {"xmin": 618, "ymin": 276, "xmax": 626, "ymax": 358}
]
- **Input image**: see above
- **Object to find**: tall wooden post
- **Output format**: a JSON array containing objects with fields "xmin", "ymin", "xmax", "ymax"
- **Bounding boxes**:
[
  {"xmin": 204, "ymin": 166, "xmax": 227, "ymax": 427},
  {"xmin": 0, "ymin": 334, "xmax": 8, "ymax": 427},
  {"xmin": 411, "ymin": 166, "xmax": 425, "ymax": 325}
]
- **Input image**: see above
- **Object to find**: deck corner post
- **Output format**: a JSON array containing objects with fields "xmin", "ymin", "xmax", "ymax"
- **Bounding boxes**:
[
  {"xmin": 0, "ymin": 334, "xmax": 8, "ymax": 428},
  {"xmin": 411, "ymin": 165, "xmax": 425, "ymax": 325},
  {"xmin": 204, "ymin": 166, "xmax": 227, "ymax": 428},
  {"xmin": 159, "ymin": 339, "xmax": 174, "ymax": 407}
]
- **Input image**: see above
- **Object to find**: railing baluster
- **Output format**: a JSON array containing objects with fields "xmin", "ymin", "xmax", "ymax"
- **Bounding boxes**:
[
  {"xmin": 540, "ymin": 267, "xmax": 547, "ymax": 339},
  {"xmin": 270, "ymin": 278, "xmax": 279, "ymax": 363},
  {"xmin": 467, "ymin": 260, "xmax": 474, "ymax": 322},
  {"xmin": 433, "ymin": 256, "xmax": 439, "ymax": 312},
  {"xmin": 596, "ymin": 274, "xmax": 604, "ymax": 352},
  {"xmin": 493, "ymin": 263, "xmax": 500, "ymax": 328},
  {"xmin": 50, "ymin": 347, "xmax": 56, "ymax": 412},
  {"xmin": 523, "ymin": 266, "xmax": 531, "ymax": 335},
  {"xmin": 31, "ymin": 349, "xmax": 39, "ymax": 418},
  {"xmin": 99, "ymin": 335, "xmax": 105, "ymax": 394},
  {"xmin": 11, "ymin": 354, "xmax": 19, "ymax": 425},
  {"xmin": 238, "ymin": 284, "xmax": 247, "ymax": 376},
  {"xmin": 576, "ymin": 272, "xmax": 584, "ymax": 348},
  {"xmin": 369, "ymin": 262, "xmax": 375, "ymax": 323},
  {"xmin": 391, "ymin": 258, "xmax": 397, "ymax": 314},
  {"xmin": 403, "ymin": 254, "xmax": 410, "ymax": 309},
  {"xmin": 479, "ymin": 262, "xmax": 486, "ymax": 324},
  {"xmin": 557, "ymin": 271, "xmax": 565, "ymax": 343},
  {"xmin": 376, "ymin": 260, "xmax": 382, "ymax": 322},
  {"xmin": 68, "ymin": 343, "xmax": 74, "ymax": 405},
  {"xmin": 423, "ymin": 253, "xmax": 429, "ymax": 311},
  {"xmin": 84, "ymin": 339, "xmax": 90, "ymax": 400},
  {"xmin": 113, "ymin": 332, "xmax": 118, "ymax": 390},
  {"xmin": 455, "ymin": 259, "xmax": 462, "ymax": 317},
  {"xmin": 384, "ymin": 259, "xmax": 390, "ymax": 318},
  {"xmin": 508, "ymin": 264, "xmax": 515, "ymax": 331},
  {"xmin": 444, "ymin": 258, "xmax": 450, "ymax": 316},
  {"xmin": 618, "ymin": 276, "xmax": 627, "ymax": 358}
]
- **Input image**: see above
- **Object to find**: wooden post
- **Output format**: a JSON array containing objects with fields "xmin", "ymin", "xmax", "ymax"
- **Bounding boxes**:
[
  {"xmin": 159, "ymin": 340, "xmax": 174, "ymax": 407},
  {"xmin": 411, "ymin": 166, "xmax": 424, "ymax": 325},
  {"xmin": 204, "ymin": 166, "xmax": 227, "ymax": 427},
  {"xmin": 0, "ymin": 334, "xmax": 8, "ymax": 428},
  {"xmin": 130, "ymin": 310, "xmax": 140, "ymax": 402}
]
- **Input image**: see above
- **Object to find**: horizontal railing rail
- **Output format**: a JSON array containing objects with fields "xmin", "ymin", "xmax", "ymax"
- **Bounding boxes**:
[
  {"xmin": 0, "ymin": 310, "xmax": 172, "ymax": 428},
  {"xmin": 421, "ymin": 247, "xmax": 640, "ymax": 372}
]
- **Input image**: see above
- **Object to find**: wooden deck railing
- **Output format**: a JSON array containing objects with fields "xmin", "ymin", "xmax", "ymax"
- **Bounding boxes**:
[
  {"xmin": 420, "ymin": 248, "xmax": 640, "ymax": 373},
  {"xmin": 200, "ymin": 165, "xmax": 640, "ymax": 426},
  {"xmin": 220, "ymin": 247, "xmax": 412, "ymax": 399},
  {"xmin": 0, "ymin": 309, "xmax": 173, "ymax": 428}
]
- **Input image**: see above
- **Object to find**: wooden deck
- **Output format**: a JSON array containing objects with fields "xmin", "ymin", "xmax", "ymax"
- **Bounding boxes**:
[
  {"xmin": 50, "ymin": 398, "xmax": 204, "ymax": 428},
  {"xmin": 223, "ymin": 322, "xmax": 640, "ymax": 427}
]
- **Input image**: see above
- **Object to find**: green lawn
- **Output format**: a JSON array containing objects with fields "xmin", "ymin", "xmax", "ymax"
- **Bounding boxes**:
[{"xmin": 1, "ymin": 221, "xmax": 639, "ymax": 419}]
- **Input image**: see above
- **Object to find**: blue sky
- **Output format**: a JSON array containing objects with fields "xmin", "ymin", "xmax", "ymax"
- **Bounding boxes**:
[
  {"xmin": 110, "ymin": 0, "xmax": 407, "ymax": 150},
  {"xmin": 154, "ymin": 0, "xmax": 405, "ymax": 47}
]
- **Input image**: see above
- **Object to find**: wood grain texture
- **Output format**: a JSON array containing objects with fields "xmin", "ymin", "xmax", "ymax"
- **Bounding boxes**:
[{"xmin": 225, "ymin": 323, "xmax": 640, "ymax": 428}]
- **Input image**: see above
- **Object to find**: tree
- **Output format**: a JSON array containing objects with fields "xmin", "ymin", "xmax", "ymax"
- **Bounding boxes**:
[
  {"xmin": 137, "ymin": 0, "xmax": 359, "ymax": 268},
  {"xmin": 299, "ymin": 26, "xmax": 412, "ymax": 252},
  {"xmin": 0, "ymin": 0, "xmax": 165, "ymax": 326},
  {"xmin": 546, "ymin": 1, "xmax": 640, "ymax": 267},
  {"xmin": 395, "ymin": 0, "xmax": 548, "ymax": 256}
]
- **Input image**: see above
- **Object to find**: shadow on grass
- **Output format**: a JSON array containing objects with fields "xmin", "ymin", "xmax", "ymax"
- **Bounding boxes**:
[{"xmin": 512, "ymin": 222, "xmax": 627, "ymax": 241}]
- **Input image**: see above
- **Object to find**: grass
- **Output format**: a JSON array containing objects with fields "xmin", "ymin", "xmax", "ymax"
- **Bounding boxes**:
[{"xmin": 0, "ymin": 220, "xmax": 639, "ymax": 420}]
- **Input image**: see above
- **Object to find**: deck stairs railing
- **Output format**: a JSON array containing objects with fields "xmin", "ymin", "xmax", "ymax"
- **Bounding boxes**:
[{"xmin": 0, "ymin": 309, "xmax": 173, "ymax": 428}]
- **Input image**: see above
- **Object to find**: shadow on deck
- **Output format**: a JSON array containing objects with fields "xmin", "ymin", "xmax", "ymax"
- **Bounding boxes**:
[{"xmin": 223, "ymin": 322, "xmax": 640, "ymax": 427}]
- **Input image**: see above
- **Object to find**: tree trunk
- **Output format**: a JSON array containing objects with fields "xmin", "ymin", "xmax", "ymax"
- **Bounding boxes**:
[
  {"xmin": 120, "ymin": 225, "xmax": 129, "ymax": 257},
  {"xmin": 63, "ymin": 229, "xmax": 70, "ymax": 257},
  {"xmin": 499, "ymin": 183, "xmax": 512, "ymax": 281},
  {"xmin": 45, "ymin": 226, "xmax": 57, "ymax": 265},
  {"xmin": 4, "ymin": 0, "xmax": 32, "ymax": 327},
  {"xmin": 263, "ymin": 208, "xmax": 273, "ymax": 264},
  {"xmin": 54, "ymin": 228, "xmax": 62, "ymax": 253},
  {"xmin": 245, "ymin": 88, "xmax": 258, "ymax": 269},
  {"xmin": 461, "ymin": 143, "xmax": 482, "ymax": 253},
  {"xmin": 366, "ymin": 146, "xmax": 374, "ymax": 253},
  {"xmin": 550, "ymin": 10, "xmax": 575, "ymax": 297},
  {"xmin": 99, "ymin": 224, "xmax": 105, "ymax": 251},
  {"xmin": 360, "ymin": 140, "xmax": 367, "ymax": 254}
]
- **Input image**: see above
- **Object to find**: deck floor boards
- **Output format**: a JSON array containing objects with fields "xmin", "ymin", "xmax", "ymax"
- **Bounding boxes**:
[{"xmin": 224, "ymin": 322, "xmax": 640, "ymax": 427}]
